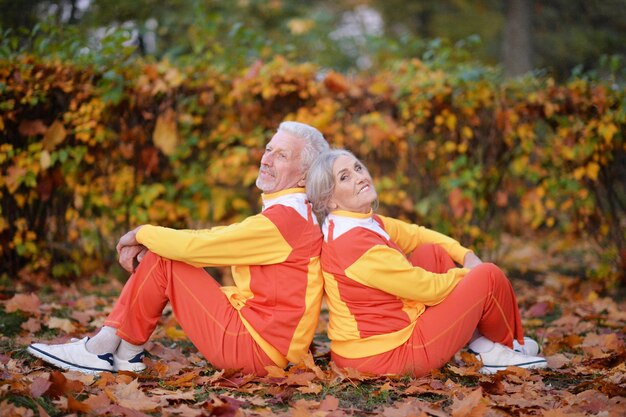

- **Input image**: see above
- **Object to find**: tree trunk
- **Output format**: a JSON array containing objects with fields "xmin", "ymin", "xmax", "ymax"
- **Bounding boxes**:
[{"xmin": 503, "ymin": 0, "xmax": 532, "ymax": 77}]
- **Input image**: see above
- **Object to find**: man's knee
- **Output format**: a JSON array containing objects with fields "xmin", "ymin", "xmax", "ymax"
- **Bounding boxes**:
[
  {"xmin": 409, "ymin": 244, "xmax": 444, "ymax": 262},
  {"xmin": 468, "ymin": 262, "xmax": 509, "ymax": 285}
]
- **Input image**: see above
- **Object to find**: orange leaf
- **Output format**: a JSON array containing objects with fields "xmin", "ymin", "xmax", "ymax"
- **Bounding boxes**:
[
  {"xmin": 42, "ymin": 120, "xmax": 67, "ymax": 151},
  {"xmin": 5, "ymin": 166, "xmax": 27, "ymax": 194},
  {"xmin": 285, "ymin": 371, "xmax": 316, "ymax": 386},
  {"xmin": 67, "ymin": 395, "xmax": 91, "ymax": 414},
  {"xmin": 319, "ymin": 395, "xmax": 339, "ymax": 411},
  {"xmin": 4, "ymin": 293, "xmax": 40, "ymax": 315},
  {"xmin": 18, "ymin": 119, "xmax": 47, "ymax": 136},
  {"xmin": 21, "ymin": 317, "xmax": 42, "ymax": 333},
  {"xmin": 83, "ymin": 392, "xmax": 112, "ymax": 415},
  {"xmin": 107, "ymin": 379, "xmax": 161, "ymax": 411},
  {"xmin": 450, "ymin": 388, "xmax": 486, "ymax": 417},
  {"xmin": 324, "ymin": 71, "xmax": 349, "ymax": 94}
]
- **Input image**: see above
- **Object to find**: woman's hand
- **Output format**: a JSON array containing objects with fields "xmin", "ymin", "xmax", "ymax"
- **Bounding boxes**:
[{"xmin": 463, "ymin": 252, "xmax": 483, "ymax": 269}]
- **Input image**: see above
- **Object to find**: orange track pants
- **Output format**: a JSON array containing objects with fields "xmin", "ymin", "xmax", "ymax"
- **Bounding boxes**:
[
  {"xmin": 104, "ymin": 251, "xmax": 274, "ymax": 375},
  {"xmin": 331, "ymin": 244, "xmax": 525, "ymax": 376}
]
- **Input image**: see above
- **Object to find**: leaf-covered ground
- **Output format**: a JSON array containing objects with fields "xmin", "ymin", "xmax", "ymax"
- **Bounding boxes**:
[{"xmin": 1, "ymin": 238, "xmax": 625, "ymax": 417}]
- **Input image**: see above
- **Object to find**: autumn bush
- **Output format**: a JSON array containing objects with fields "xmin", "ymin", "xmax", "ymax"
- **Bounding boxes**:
[{"xmin": 1, "ymin": 52, "xmax": 624, "ymax": 287}]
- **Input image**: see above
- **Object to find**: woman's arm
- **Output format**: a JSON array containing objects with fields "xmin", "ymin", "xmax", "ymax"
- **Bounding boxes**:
[{"xmin": 378, "ymin": 215, "xmax": 472, "ymax": 264}]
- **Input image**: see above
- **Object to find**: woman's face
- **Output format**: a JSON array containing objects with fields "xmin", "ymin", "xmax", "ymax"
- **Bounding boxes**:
[{"xmin": 329, "ymin": 154, "xmax": 377, "ymax": 213}]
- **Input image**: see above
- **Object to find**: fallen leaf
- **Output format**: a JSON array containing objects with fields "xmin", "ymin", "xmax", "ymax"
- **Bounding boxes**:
[
  {"xmin": 107, "ymin": 379, "xmax": 161, "ymax": 411},
  {"xmin": 47, "ymin": 317, "xmax": 76, "ymax": 334},
  {"xmin": 546, "ymin": 353, "xmax": 570, "ymax": 369},
  {"xmin": 319, "ymin": 395, "xmax": 339, "ymax": 411},
  {"xmin": 30, "ymin": 377, "xmax": 52, "ymax": 398},
  {"xmin": 285, "ymin": 371, "xmax": 316, "ymax": 386},
  {"xmin": 67, "ymin": 395, "xmax": 90, "ymax": 413},
  {"xmin": 83, "ymin": 392, "xmax": 112, "ymax": 415},
  {"xmin": 4, "ymin": 293, "xmax": 41, "ymax": 315},
  {"xmin": 527, "ymin": 301, "xmax": 553, "ymax": 318},
  {"xmin": 450, "ymin": 388, "xmax": 487, "ymax": 417},
  {"xmin": 164, "ymin": 325, "xmax": 188, "ymax": 341},
  {"xmin": 21, "ymin": 317, "xmax": 42, "ymax": 333},
  {"xmin": 297, "ymin": 383, "xmax": 322, "ymax": 394}
]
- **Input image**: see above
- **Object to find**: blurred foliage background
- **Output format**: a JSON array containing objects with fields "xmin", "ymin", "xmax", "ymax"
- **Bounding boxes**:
[{"xmin": 0, "ymin": 0, "xmax": 625, "ymax": 289}]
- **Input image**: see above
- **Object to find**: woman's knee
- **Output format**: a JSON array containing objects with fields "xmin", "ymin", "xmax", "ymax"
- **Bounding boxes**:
[
  {"xmin": 410, "ymin": 244, "xmax": 444, "ymax": 259},
  {"xmin": 409, "ymin": 244, "xmax": 455, "ymax": 272}
]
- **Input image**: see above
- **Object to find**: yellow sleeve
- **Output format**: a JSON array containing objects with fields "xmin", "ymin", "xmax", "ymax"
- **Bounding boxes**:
[
  {"xmin": 136, "ymin": 214, "xmax": 292, "ymax": 268},
  {"xmin": 345, "ymin": 245, "xmax": 468, "ymax": 305},
  {"xmin": 379, "ymin": 215, "xmax": 472, "ymax": 264}
]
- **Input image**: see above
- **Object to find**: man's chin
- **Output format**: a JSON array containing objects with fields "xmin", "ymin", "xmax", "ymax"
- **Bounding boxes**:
[{"xmin": 255, "ymin": 179, "xmax": 275, "ymax": 193}]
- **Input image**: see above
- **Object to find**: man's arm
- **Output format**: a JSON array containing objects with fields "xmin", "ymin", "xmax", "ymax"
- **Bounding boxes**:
[{"xmin": 134, "ymin": 213, "xmax": 293, "ymax": 268}]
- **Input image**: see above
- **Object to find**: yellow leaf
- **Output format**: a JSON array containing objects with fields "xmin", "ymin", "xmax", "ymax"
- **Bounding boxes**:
[
  {"xmin": 40, "ymin": 150, "xmax": 52, "ymax": 170},
  {"xmin": 153, "ymin": 109, "xmax": 178, "ymax": 156},
  {"xmin": 461, "ymin": 126, "xmax": 473, "ymax": 139},
  {"xmin": 445, "ymin": 113, "xmax": 457, "ymax": 130},
  {"xmin": 47, "ymin": 317, "xmax": 76, "ymax": 333},
  {"xmin": 287, "ymin": 18, "xmax": 315, "ymax": 35},
  {"xmin": 165, "ymin": 326, "xmax": 187, "ymax": 340},
  {"xmin": 598, "ymin": 122, "xmax": 617, "ymax": 144},
  {"xmin": 42, "ymin": 121, "xmax": 67, "ymax": 151},
  {"xmin": 444, "ymin": 141, "xmax": 456, "ymax": 153},
  {"xmin": 573, "ymin": 166, "xmax": 585, "ymax": 180},
  {"xmin": 586, "ymin": 162, "xmax": 600, "ymax": 181}
]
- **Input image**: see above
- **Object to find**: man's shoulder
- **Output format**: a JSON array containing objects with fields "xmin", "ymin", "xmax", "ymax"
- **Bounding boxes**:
[{"xmin": 262, "ymin": 195, "xmax": 311, "ymax": 222}]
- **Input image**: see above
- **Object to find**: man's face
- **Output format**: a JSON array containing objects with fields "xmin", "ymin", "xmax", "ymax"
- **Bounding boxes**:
[{"xmin": 255, "ymin": 131, "xmax": 307, "ymax": 194}]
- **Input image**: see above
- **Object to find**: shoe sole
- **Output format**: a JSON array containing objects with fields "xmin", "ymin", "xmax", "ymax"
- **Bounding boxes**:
[
  {"xmin": 115, "ymin": 364, "xmax": 147, "ymax": 372},
  {"xmin": 27, "ymin": 345, "xmax": 113, "ymax": 375},
  {"xmin": 480, "ymin": 359, "xmax": 548, "ymax": 374}
]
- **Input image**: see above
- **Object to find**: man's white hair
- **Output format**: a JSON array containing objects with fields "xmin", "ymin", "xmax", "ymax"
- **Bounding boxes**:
[{"xmin": 277, "ymin": 121, "xmax": 329, "ymax": 171}]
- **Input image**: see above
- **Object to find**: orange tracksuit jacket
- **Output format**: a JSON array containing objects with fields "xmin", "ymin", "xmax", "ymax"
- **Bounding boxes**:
[
  {"xmin": 321, "ymin": 210, "xmax": 472, "ymax": 358},
  {"xmin": 135, "ymin": 188, "xmax": 324, "ymax": 367}
]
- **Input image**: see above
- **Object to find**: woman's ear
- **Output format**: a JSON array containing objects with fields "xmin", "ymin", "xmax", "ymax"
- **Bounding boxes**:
[
  {"xmin": 328, "ymin": 199, "xmax": 338, "ymax": 210},
  {"xmin": 297, "ymin": 176, "xmax": 306, "ymax": 187}
]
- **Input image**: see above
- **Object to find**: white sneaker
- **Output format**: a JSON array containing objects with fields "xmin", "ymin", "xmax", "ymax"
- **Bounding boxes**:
[
  {"xmin": 27, "ymin": 337, "xmax": 114, "ymax": 375},
  {"xmin": 113, "ymin": 351, "xmax": 147, "ymax": 372},
  {"xmin": 471, "ymin": 342, "xmax": 548, "ymax": 374},
  {"xmin": 513, "ymin": 337, "xmax": 540, "ymax": 356}
]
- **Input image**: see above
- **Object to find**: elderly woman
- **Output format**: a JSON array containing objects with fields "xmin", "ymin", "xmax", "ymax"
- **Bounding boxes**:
[{"xmin": 306, "ymin": 149, "xmax": 547, "ymax": 375}]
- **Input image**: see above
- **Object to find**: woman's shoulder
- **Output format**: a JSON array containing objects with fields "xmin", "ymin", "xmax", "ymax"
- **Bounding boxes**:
[{"xmin": 326, "ymin": 215, "xmax": 390, "ymax": 246}]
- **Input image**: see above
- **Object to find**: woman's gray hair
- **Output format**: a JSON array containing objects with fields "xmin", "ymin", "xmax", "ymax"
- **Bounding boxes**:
[
  {"xmin": 306, "ymin": 148, "xmax": 360, "ymax": 223},
  {"xmin": 277, "ymin": 121, "xmax": 329, "ymax": 171}
]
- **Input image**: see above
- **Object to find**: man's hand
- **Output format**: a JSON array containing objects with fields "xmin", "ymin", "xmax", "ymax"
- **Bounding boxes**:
[
  {"xmin": 463, "ymin": 252, "xmax": 483, "ymax": 269},
  {"xmin": 116, "ymin": 226, "xmax": 144, "ymax": 255},
  {"xmin": 119, "ymin": 244, "xmax": 148, "ymax": 273}
]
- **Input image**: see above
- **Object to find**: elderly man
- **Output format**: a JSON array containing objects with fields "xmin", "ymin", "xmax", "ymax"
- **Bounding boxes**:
[{"xmin": 28, "ymin": 121, "xmax": 330, "ymax": 375}]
